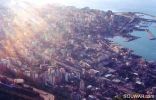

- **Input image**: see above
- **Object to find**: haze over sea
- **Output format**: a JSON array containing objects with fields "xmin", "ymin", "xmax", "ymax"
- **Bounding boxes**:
[{"xmin": 55, "ymin": 0, "xmax": 156, "ymax": 61}]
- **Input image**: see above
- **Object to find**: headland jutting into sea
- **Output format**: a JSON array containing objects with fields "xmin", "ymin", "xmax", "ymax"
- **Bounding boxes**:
[{"xmin": 0, "ymin": 3, "xmax": 156, "ymax": 100}]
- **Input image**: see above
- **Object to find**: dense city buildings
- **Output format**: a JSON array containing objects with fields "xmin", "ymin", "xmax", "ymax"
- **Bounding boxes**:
[{"xmin": 0, "ymin": 2, "xmax": 156, "ymax": 100}]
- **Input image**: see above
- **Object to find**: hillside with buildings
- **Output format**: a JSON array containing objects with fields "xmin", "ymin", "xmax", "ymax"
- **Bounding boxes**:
[{"xmin": 0, "ymin": 2, "xmax": 156, "ymax": 100}]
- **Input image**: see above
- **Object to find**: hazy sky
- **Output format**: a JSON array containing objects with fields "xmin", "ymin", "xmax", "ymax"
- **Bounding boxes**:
[
  {"xmin": 52, "ymin": 0, "xmax": 156, "ymax": 13},
  {"xmin": 26, "ymin": 0, "xmax": 156, "ymax": 14},
  {"xmin": 1, "ymin": 0, "xmax": 156, "ymax": 14}
]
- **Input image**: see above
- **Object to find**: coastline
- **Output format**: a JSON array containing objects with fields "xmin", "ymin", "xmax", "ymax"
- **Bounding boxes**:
[{"xmin": 0, "ymin": 4, "xmax": 156, "ymax": 99}]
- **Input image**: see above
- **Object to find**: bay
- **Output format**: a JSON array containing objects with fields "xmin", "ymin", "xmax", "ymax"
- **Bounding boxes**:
[{"xmin": 61, "ymin": 0, "xmax": 156, "ymax": 61}]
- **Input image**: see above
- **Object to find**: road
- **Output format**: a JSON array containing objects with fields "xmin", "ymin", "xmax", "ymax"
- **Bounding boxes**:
[
  {"xmin": 0, "ymin": 74, "xmax": 55, "ymax": 100},
  {"xmin": 33, "ymin": 88, "xmax": 55, "ymax": 100}
]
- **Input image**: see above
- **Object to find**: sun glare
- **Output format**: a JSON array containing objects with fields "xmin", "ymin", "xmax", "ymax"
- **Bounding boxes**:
[
  {"xmin": 18, "ymin": 0, "xmax": 67, "ymax": 6},
  {"xmin": 16, "ymin": 0, "xmax": 88, "ymax": 6},
  {"xmin": 4, "ymin": 0, "xmax": 83, "ymax": 58}
]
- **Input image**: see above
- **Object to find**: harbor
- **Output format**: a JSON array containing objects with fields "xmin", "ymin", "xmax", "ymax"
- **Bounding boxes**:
[{"xmin": 0, "ymin": 0, "xmax": 156, "ymax": 100}]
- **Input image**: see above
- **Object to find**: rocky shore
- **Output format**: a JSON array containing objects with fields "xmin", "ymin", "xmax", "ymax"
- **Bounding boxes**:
[{"xmin": 0, "ymin": 3, "xmax": 156, "ymax": 100}]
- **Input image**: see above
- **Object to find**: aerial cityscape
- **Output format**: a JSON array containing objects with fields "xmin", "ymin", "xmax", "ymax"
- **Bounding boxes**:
[{"xmin": 0, "ymin": 0, "xmax": 156, "ymax": 100}]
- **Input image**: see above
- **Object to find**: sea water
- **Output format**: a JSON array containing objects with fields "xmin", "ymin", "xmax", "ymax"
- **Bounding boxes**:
[
  {"xmin": 62, "ymin": 0, "xmax": 156, "ymax": 61},
  {"xmin": 13, "ymin": 0, "xmax": 154, "ymax": 61}
]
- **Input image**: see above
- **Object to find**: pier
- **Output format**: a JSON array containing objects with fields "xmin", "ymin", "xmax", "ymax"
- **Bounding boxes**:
[{"xmin": 145, "ymin": 29, "xmax": 156, "ymax": 40}]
